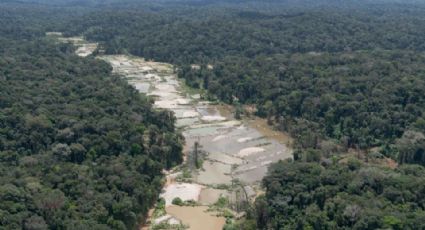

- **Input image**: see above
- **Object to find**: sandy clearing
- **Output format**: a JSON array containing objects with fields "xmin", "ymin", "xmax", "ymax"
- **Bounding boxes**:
[
  {"xmin": 176, "ymin": 98, "xmax": 192, "ymax": 105},
  {"xmin": 156, "ymin": 84, "xmax": 176, "ymax": 92},
  {"xmin": 237, "ymin": 147, "xmax": 265, "ymax": 157},
  {"xmin": 208, "ymin": 152, "xmax": 244, "ymax": 165},
  {"xmin": 148, "ymin": 91, "xmax": 179, "ymax": 99},
  {"xmin": 182, "ymin": 110, "xmax": 199, "ymax": 118},
  {"xmin": 152, "ymin": 214, "xmax": 181, "ymax": 226},
  {"xmin": 160, "ymin": 183, "xmax": 203, "ymax": 206},
  {"xmin": 217, "ymin": 120, "xmax": 242, "ymax": 127},
  {"xmin": 154, "ymin": 100, "xmax": 177, "ymax": 108},
  {"xmin": 110, "ymin": 60, "xmax": 121, "ymax": 66},
  {"xmin": 145, "ymin": 73, "xmax": 161, "ymax": 79},
  {"xmin": 176, "ymin": 118, "xmax": 199, "ymax": 127},
  {"xmin": 141, "ymin": 66, "xmax": 153, "ymax": 72},
  {"xmin": 132, "ymin": 82, "xmax": 150, "ymax": 93},
  {"xmin": 237, "ymin": 137, "xmax": 254, "ymax": 143},
  {"xmin": 58, "ymin": 36, "xmax": 97, "ymax": 57},
  {"xmin": 153, "ymin": 215, "xmax": 172, "ymax": 224},
  {"xmin": 212, "ymin": 135, "xmax": 226, "ymax": 142},
  {"xmin": 201, "ymin": 115, "xmax": 227, "ymax": 122},
  {"xmin": 261, "ymin": 160, "xmax": 273, "ymax": 166}
]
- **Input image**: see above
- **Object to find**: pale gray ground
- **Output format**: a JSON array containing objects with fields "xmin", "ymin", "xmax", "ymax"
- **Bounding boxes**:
[
  {"xmin": 57, "ymin": 36, "xmax": 293, "ymax": 229},
  {"xmin": 98, "ymin": 54, "xmax": 293, "ymax": 187}
]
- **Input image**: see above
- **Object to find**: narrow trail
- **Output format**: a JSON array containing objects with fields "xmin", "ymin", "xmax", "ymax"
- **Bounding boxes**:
[{"xmin": 55, "ymin": 34, "xmax": 293, "ymax": 230}]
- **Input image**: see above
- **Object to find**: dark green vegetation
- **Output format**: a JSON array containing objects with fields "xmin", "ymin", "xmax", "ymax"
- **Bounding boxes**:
[
  {"xmin": 256, "ymin": 161, "xmax": 425, "ymax": 229},
  {"xmin": 62, "ymin": 1, "xmax": 425, "ymax": 229},
  {"xmin": 0, "ymin": 5, "xmax": 182, "ymax": 229},
  {"xmin": 3, "ymin": 0, "xmax": 425, "ymax": 229},
  {"xmin": 63, "ymin": 1, "xmax": 425, "ymax": 166}
]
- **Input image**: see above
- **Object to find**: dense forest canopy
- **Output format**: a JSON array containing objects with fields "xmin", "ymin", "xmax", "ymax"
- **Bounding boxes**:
[
  {"xmin": 257, "ymin": 160, "xmax": 425, "ymax": 229},
  {"xmin": 61, "ymin": 0, "xmax": 425, "ymax": 163},
  {"xmin": 0, "ymin": 4, "xmax": 183, "ymax": 229},
  {"xmin": 57, "ymin": 1, "xmax": 425, "ymax": 229},
  {"xmin": 2, "ymin": 0, "xmax": 425, "ymax": 229},
  {"xmin": 64, "ymin": 4, "xmax": 425, "ymax": 60}
]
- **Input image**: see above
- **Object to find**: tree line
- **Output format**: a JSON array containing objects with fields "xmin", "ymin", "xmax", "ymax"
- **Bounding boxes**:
[
  {"xmin": 0, "ymin": 5, "xmax": 183, "ymax": 229},
  {"xmin": 63, "ymin": 1, "xmax": 425, "ymax": 165},
  {"xmin": 3, "ymin": 0, "xmax": 425, "ymax": 229}
]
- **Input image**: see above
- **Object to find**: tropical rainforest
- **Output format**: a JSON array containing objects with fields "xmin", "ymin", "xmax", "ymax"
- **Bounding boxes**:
[
  {"xmin": 0, "ymin": 3, "xmax": 182, "ymax": 229},
  {"xmin": 2, "ymin": 0, "xmax": 425, "ymax": 229}
]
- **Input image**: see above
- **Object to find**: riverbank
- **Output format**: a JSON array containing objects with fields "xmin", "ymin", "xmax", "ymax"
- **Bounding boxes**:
[
  {"xmin": 53, "ymin": 34, "xmax": 293, "ymax": 229},
  {"xmin": 100, "ymin": 55, "xmax": 293, "ymax": 229}
]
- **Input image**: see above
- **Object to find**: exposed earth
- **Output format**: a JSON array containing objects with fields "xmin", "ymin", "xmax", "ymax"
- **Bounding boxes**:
[{"xmin": 53, "ymin": 34, "xmax": 293, "ymax": 230}]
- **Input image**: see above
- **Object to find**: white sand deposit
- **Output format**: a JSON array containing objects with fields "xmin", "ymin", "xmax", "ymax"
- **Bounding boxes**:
[
  {"xmin": 182, "ymin": 110, "xmax": 199, "ymax": 118},
  {"xmin": 154, "ymin": 100, "xmax": 177, "ymax": 108},
  {"xmin": 176, "ymin": 98, "xmax": 192, "ymax": 105},
  {"xmin": 161, "ymin": 183, "xmax": 203, "ymax": 206},
  {"xmin": 237, "ymin": 137, "xmax": 253, "ymax": 143},
  {"xmin": 237, "ymin": 147, "xmax": 265, "ymax": 157},
  {"xmin": 201, "ymin": 115, "xmax": 227, "ymax": 122},
  {"xmin": 153, "ymin": 215, "xmax": 180, "ymax": 225},
  {"xmin": 261, "ymin": 160, "xmax": 273, "ymax": 166}
]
